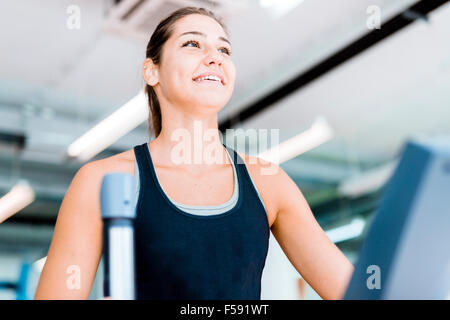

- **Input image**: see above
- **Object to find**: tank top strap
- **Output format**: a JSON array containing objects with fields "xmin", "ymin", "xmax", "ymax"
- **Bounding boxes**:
[
  {"xmin": 135, "ymin": 142, "xmax": 240, "ymax": 188},
  {"xmin": 133, "ymin": 143, "xmax": 153, "ymax": 190},
  {"xmin": 222, "ymin": 143, "xmax": 267, "ymax": 214}
]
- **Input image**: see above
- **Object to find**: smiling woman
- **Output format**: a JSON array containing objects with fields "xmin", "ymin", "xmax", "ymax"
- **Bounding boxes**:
[
  {"xmin": 34, "ymin": 6, "xmax": 353, "ymax": 301},
  {"xmin": 143, "ymin": 7, "xmax": 235, "ymax": 139}
]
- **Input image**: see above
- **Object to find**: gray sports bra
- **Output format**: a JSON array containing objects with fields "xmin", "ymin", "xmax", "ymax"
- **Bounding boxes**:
[{"xmin": 134, "ymin": 146, "xmax": 267, "ymax": 216}]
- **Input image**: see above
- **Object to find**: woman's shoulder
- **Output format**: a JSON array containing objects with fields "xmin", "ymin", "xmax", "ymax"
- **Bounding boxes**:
[
  {"xmin": 234, "ymin": 151, "xmax": 288, "ymax": 227},
  {"xmin": 235, "ymin": 150, "xmax": 284, "ymax": 180},
  {"xmin": 79, "ymin": 148, "xmax": 136, "ymax": 178}
]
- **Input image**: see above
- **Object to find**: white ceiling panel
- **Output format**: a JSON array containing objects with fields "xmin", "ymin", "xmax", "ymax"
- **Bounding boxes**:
[{"xmin": 240, "ymin": 2, "xmax": 450, "ymax": 163}]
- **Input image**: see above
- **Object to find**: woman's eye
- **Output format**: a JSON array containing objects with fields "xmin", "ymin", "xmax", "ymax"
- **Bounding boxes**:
[
  {"xmin": 182, "ymin": 40, "xmax": 200, "ymax": 48},
  {"xmin": 220, "ymin": 47, "xmax": 232, "ymax": 56},
  {"xmin": 182, "ymin": 40, "xmax": 231, "ymax": 56}
]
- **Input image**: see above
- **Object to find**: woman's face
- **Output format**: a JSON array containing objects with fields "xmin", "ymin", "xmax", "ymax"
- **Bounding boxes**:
[{"xmin": 151, "ymin": 14, "xmax": 236, "ymax": 115}]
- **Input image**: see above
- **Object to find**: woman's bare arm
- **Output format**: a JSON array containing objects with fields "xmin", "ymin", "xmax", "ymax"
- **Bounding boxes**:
[
  {"xmin": 34, "ymin": 162, "xmax": 105, "ymax": 299},
  {"xmin": 269, "ymin": 164, "xmax": 354, "ymax": 300}
]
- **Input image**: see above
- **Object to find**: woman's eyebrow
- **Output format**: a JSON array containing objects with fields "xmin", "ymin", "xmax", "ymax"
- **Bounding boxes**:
[{"xmin": 178, "ymin": 31, "xmax": 231, "ymax": 45}]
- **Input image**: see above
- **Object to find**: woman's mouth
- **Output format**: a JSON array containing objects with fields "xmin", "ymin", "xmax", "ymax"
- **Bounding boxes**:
[{"xmin": 192, "ymin": 74, "xmax": 225, "ymax": 86}]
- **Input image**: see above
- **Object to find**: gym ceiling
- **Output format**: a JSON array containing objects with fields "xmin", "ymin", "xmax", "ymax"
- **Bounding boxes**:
[{"xmin": 0, "ymin": 0, "xmax": 449, "ymax": 244}]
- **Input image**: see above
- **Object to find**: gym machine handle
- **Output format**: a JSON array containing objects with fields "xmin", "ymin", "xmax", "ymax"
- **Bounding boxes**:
[{"xmin": 100, "ymin": 173, "xmax": 137, "ymax": 300}]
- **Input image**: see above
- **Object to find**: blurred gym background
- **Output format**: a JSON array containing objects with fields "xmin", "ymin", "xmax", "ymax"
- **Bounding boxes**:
[{"xmin": 0, "ymin": 0, "xmax": 449, "ymax": 299}]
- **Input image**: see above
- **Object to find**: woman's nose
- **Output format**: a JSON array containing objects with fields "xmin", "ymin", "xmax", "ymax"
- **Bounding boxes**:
[{"xmin": 203, "ymin": 48, "xmax": 223, "ymax": 66}]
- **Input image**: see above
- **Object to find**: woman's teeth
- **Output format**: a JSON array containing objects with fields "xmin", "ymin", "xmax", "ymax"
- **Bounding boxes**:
[{"xmin": 193, "ymin": 75, "xmax": 223, "ymax": 85}]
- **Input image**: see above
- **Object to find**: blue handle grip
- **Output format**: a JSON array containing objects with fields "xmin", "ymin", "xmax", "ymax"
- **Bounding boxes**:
[{"xmin": 100, "ymin": 173, "xmax": 136, "ymax": 220}]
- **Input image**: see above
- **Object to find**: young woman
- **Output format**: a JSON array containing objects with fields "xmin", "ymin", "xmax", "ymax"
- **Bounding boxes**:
[{"xmin": 34, "ymin": 7, "xmax": 353, "ymax": 300}]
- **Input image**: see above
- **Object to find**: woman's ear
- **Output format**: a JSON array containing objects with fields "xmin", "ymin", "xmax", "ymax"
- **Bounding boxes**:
[{"xmin": 143, "ymin": 58, "xmax": 159, "ymax": 86}]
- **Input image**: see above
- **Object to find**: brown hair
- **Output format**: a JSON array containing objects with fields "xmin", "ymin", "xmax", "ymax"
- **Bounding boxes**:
[{"xmin": 144, "ymin": 7, "xmax": 228, "ymax": 138}]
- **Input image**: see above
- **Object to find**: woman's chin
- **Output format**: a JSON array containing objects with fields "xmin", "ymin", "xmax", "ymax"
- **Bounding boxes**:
[
  {"xmin": 190, "ymin": 96, "xmax": 230, "ymax": 110},
  {"xmin": 199, "ymin": 102, "xmax": 226, "ymax": 112}
]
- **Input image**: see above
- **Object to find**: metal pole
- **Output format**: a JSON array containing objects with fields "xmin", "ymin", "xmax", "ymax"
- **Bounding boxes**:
[{"xmin": 100, "ymin": 173, "xmax": 136, "ymax": 300}]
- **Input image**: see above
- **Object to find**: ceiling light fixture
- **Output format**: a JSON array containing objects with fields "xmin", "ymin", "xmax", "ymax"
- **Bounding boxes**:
[
  {"xmin": 67, "ymin": 91, "xmax": 148, "ymax": 161},
  {"xmin": 257, "ymin": 116, "xmax": 334, "ymax": 164},
  {"xmin": 0, "ymin": 180, "xmax": 35, "ymax": 224},
  {"xmin": 33, "ymin": 256, "xmax": 47, "ymax": 273},
  {"xmin": 338, "ymin": 161, "xmax": 398, "ymax": 198},
  {"xmin": 325, "ymin": 217, "xmax": 366, "ymax": 244},
  {"xmin": 259, "ymin": 0, "xmax": 305, "ymax": 19}
]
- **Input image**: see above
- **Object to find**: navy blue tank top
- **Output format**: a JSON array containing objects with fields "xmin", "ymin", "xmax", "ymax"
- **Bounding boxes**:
[{"xmin": 133, "ymin": 142, "xmax": 270, "ymax": 300}]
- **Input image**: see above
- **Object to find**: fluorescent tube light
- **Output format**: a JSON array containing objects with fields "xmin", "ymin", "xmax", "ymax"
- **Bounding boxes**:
[
  {"xmin": 257, "ymin": 116, "xmax": 334, "ymax": 164},
  {"xmin": 67, "ymin": 91, "xmax": 148, "ymax": 161},
  {"xmin": 33, "ymin": 256, "xmax": 47, "ymax": 273},
  {"xmin": 338, "ymin": 161, "xmax": 397, "ymax": 198},
  {"xmin": 260, "ymin": 0, "xmax": 305, "ymax": 19},
  {"xmin": 325, "ymin": 217, "xmax": 366, "ymax": 244},
  {"xmin": 0, "ymin": 180, "xmax": 35, "ymax": 223}
]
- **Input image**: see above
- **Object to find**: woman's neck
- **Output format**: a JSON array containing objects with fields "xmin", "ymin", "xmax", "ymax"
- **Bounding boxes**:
[{"xmin": 150, "ymin": 120, "xmax": 230, "ymax": 174}]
